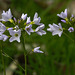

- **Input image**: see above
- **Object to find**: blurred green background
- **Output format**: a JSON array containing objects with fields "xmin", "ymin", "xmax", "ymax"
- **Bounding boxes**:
[{"xmin": 0, "ymin": 0, "xmax": 75, "ymax": 75}]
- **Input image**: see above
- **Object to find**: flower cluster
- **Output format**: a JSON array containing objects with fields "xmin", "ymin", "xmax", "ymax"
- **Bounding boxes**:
[
  {"xmin": 0, "ymin": 9, "xmax": 46, "ymax": 42},
  {"xmin": 47, "ymin": 9, "xmax": 74, "ymax": 37}
]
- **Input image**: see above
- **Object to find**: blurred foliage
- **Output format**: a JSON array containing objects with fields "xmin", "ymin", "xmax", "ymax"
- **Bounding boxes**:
[{"xmin": 0, "ymin": 0, "xmax": 75, "ymax": 75}]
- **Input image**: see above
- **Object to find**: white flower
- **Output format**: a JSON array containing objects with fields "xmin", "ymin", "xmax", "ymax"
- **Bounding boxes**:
[
  {"xmin": 32, "ymin": 47, "xmax": 44, "ymax": 53},
  {"xmin": 47, "ymin": 23, "xmax": 63, "ymax": 37},
  {"xmin": 0, "ymin": 34, "xmax": 8, "ymax": 41},
  {"xmin": 26, "ymin": 17, "xmax": 31, "ymax": 24},
  {"xmin": 0, "ymin": 9, "xmax": 13, "ymax": 21},
  {"xmin": 0, "ymin": 22, "xmax": 6, "ymax": 34},
  {"xmin": 25, "ymin": 24, "xmax": 34, "ymax": 35},
  {"xmin": 33, "ymin": 12, "xmax": 41, "ymax": 25},
  {"xmin": 21, "ymin": 13, "xmax": 27, "ymax": 20},
  {"xmin": 9, "ymin": 29, "xmax": 21, "ymax": 42},
  {"xmin": 57, "ymin": 9, "xmax": 67, "ymax": 19},
  {"xmin": 35, "ymin": 24, "xmax": 46, "ymax": 36}
]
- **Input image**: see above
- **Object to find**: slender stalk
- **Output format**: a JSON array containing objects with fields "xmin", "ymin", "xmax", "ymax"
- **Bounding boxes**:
[
  {"xmin": 3, "ymin": 52, "xmax": 25, "ymax": 72},
  {"xmin": 0, "ymin": 41, "xmax": 6, "ymax": 75},
  {"xmin": 22, "ymin": 32, "xmax": 27, "ymax": 75},
  {"xmin": 63, "ymin": 32, "xmax": 74, "ymax": 42},
  {"xmin": 25, "ymin": 55, "xmax": 27, "ymax": 75}
]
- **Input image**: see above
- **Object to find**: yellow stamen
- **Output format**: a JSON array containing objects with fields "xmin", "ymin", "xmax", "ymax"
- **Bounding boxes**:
[
  {"xmin": 30, "ymin": 21, "xmax": 34, "ymax": 24},
  {"xmin": 32, "ymin": 49, "xmax": 34, "ymax": 51},
  {"xmin": 9, "ymin": 19, "xmax": 14, "ymax": 23}
]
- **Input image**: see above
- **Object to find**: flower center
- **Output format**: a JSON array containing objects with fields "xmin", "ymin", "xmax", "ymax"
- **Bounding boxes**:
[
  {"xmin": 27, "ymin": 28, "xmax": 30, "ymax": 31},
  {"xmin": 59, "ymin": 28, "xmax": 62, "ymax": 31},
  {"xmin": 14, "ymin": 33, "xmax": 18, "ymax": 37},
  {"xmin": 30, "ymin": 21, "xmax": 34, "ymax": 24}
]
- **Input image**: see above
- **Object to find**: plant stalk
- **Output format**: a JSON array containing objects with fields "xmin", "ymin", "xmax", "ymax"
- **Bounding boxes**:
[{"xmin": 22, "ymin": 32, "xmax": 27, "ymax": 75}]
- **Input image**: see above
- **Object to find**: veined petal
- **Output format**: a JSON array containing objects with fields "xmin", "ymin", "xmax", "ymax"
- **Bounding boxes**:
[
  {"xmin": 34, "ymin": 47, "xmax": 40, "ymax": 50},
  {"xmin": 26, "ymin": 17, "xmax": 31, "ymax": 24},
  {"xmin": 9, "ymin": 37, "xmax": 15, "ymax": 42},
  {"xmin": 9, "ymin": 30, "xmax": 15, "ymax": 36},
  {"xmin": 21, "ymin": 13, "xmax": 27, "ymax": 20},
  {"xmin": 16, "ymin": 37, "xmax": 20, "ymax": 42},
  {"xmin": 3, "ymin": 35, "xmax": 8, "ymax": 41},
  {"xmin": 34, "ymin": 12, "xmax": 38, "ymax": 19}
]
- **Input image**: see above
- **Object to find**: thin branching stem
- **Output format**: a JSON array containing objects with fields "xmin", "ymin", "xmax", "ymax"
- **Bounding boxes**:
[
  {"xmin": 63, "ymin": 32, "xmax": 74, "ymax": 42},
  {"xmin": 3, "ymin": 52, "xmax": 25, "ymax": 72}
]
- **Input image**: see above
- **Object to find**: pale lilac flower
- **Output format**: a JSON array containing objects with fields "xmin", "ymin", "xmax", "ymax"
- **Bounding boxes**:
[
  {"xmin": 26, "ymin": 17, "xmax": 31, "ymax": 24},
  {"xmin": 33, "ymin": 12, "xmax": 41, "ymax": 25},
  {"xmin": 47, "ymin": 23, "xmax": 63, "ymax": 37},
  {"xmin": 0, "ymin": 9, "xmax": 13, "ymax": 21},
  {"xmin": 25, "ymin": 24, "xmax": 34, "ymax": 35},
  {"xmin": 35, "ymin": 24, "xmax": 46, "ymax": 36},
  {"xmin": 0, "ymin": 22, "xmax": 6, "ymax": 34},
  {"xmin": 57, "ymin": 9, "xmax": 67, "ymax": 19},
  {"xmin": 32, "ymin": 47, "xmax": 44, "ymax": 53},
  {"xmin": 68, "ymin": 27, "xmax": 74, "ymax": 32},
  {"xmin": 21, "ymin": 13, "xmax": 27, "ymax": 20},
  {"xmin": 9, "ymin": 29, "xmax": 21, "ymax": 42},
  {"xmin": 70, "ymin": 14, "xmax": 74, "ymax": 21},
  {"xmin": 0, "ymin": 34, "xmax": 8, "ymax": 41}
]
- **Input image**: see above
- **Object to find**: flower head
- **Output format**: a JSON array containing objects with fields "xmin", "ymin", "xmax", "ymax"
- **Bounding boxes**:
[
  {"xmin": 68, "ymin": 27, "xmax": 74, "ymax": 32},
  {"xmin": 0, "ymin": 22, "xmax": 6, "ymax": 34},
  {"xmin": 35, "ymin": 24, "xmax": 46, "ymax": 36},
  {"xmin": 0, "ymin": 34, "xmax": 8, "ymax": 41},
  {"xmin": 21, "ymin": 13, "xmax": 27, "ymax": 20},
  {"xmin": 25, "ymin": 24, "xmax": 34, "ymax": 35},
  {"xmin": 32, "ymin": 47, "xmax": 44, "ymax": 53},
  {"xmin": 47, "ymin": 23, "xmax": 63, "ymax": 37},
  {"xmin": 57, "ymin": 9, "xmax": 67, "ymax": 19},
  {"xmin": 26, "ymin": 17, "xmax": 31, "ymax": 24},
  {"xmin": 9, "ymin": 29, "xmax": 21, "ymax": 42},
  {"xmin": 0, "ymin": 9, "xmax": 13, "ymax": 21},
  {"xmin": 33, "ymin": 12, "xmax": 41, "ymax": 25}
]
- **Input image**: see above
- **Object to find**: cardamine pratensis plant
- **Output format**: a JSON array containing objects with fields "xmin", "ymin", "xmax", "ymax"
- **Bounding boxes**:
[
  {"xmin": 0, "ymin": 9, "xmax": 46, "ymax": 75},
  {"xmin": 0, "ymin": 8, "xmax": 75, "ymax": 75}
]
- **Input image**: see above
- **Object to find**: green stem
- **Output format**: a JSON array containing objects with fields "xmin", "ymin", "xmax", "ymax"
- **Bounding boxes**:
[
  {"xmin": 3, "ymin": 52, "xmax": 25, "ymax": 72},
  {"xmin": 22, "ymin": 32, "xmax": 27, "ymax": 75},
  {"xmin": 25, "ymin": 55, "xmax": 27, "ymax": 75},
  {"xmin": 63, "ymin": 32, "xmax": 74, "ymax": 42},
  {"xmin": 0, "ymin": 41, "xmax": 6, "ymax": 75}
]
